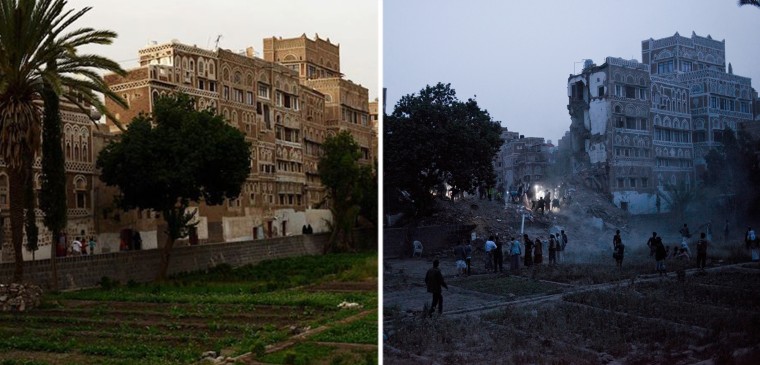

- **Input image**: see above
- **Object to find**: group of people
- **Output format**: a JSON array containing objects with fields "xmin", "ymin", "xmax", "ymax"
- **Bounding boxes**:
[
  {"xmin": 522, "ymin": 231, "xmax": 568, "ymax": 268},
  {"xmin": 429, "ymin": 230, "xmax": 570, "ymax": 316},
  {"xmin": 450, "ymin": 230, "xmax": 570, "ymax": 277},
  {"xmin": 426, "ymin": 219, "xmax": 760, "ymax": 317},
  {"xmin": 69, "ymin": 236, "xmax": 97, "ymax": 256}
]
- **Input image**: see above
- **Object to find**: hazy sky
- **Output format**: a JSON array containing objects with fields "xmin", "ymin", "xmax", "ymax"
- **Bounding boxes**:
[
  {"xmin": 67, "ymin": 0, "xmax": 379, "ymax": 99},
  {"xmin": 384, "ymin": 0, "xmax": 760, "ymax": 144}
]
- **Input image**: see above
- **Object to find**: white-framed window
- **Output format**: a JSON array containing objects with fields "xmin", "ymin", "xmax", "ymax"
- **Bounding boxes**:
[{"xmin": 258, "ymin": 83, "xmax": 270, "ymax": 99}]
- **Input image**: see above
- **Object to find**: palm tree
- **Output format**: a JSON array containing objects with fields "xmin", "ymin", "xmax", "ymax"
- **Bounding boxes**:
[{"xmin": 0, "ymin": 0, "xmax": 127, "ymax": 283}]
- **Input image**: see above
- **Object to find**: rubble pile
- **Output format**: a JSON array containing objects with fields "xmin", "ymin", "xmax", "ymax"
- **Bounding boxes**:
[
  {"xmin": 0, "ymin": 283, "xmax": 43, "ymax": 312},
  {"xmin": 412, "ymin": 180, "xmax": 631, "ymax": 257}
]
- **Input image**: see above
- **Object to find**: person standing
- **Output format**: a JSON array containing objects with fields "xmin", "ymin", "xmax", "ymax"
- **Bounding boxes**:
[
  {"xmin": 425, "ymin": 260, "xmax": 448, "ymax": 317},
  {"xmin": 453, "ymin": 241, "xmax": 467, "ymax": 277},
  {"xmin": 654, "ymin": 236, "xmax": 667, "ymax": 276},
  {"xmin": 484, "ymin": 236, "xmax": 497, "ymax": 272},
  {"xmin": 559, "ymin": 230, "xmax": 568, "ymax": 263},
  {"xmin": 465, "ymin": 239, "xmax": 473, "ymax": 276},
  {"xmin": 747, "ymin": 227, "xmax": 758, "ymax": 261},
  {"xmin": 523, "ymin": 234, "xmax": 534, "ymax": 267},
  {"xmin": 746, "ymin": 227, "xmax": 756, "ymax": 250},
  {"xmin": 647, "ymin": 232, "xmax": 658, "ymax": 257},
  {"xmin": 71, "ymin": 237, "xmax": 83, "ymax": 256},
  {"xmin": 493, "ymin": 235, "xmax": 504, "ymax": 273},
  {"xmin": 533, "ymin": 237, "xmax": 543, "ymax": 265},
  {"xmin": 696, "ymin": 232, "xmax": 709, "ymax": 271},
  {"xmin": 679, "ymin": 223, "xmax": 691, "ymax": 241},
  {"xmin": 548, "ymin": 234, "xmax": 557, "ymax": 266},
  {"xmin": 613, "ymin": 230, "xmax": 624, "ymax": 269},
  {"xmin": 88, "ymin": 237, "xmax": 97, "ymax": 255},
  {"xmin": 510, "ymin": 237, "xmax": 521, "ymax": 274},
  {"xmin": 724, "ymin": 219, "xmax": 730, "ymax": 244}
]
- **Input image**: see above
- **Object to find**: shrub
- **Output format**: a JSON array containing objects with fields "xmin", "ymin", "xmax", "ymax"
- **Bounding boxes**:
[{"xmin": 98, "ymin": 276, "xmax": 119, "ymax": 290}]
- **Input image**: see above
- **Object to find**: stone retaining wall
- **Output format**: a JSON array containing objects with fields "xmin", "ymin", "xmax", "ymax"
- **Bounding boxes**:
[
  {"xmin": 383, "ymin": 225, "xmax": 475, "ymax": 258},
  {"xmin": 0, "ymin": 234, "xmax": 334, "ymax": 291}
]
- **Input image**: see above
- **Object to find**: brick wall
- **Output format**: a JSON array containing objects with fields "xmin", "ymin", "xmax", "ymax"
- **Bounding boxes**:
[
  {"xmin": 0, "ymin": 234, "xmax": 333, "ymax": 291},
  {"xmin": 383, "ymin": 224, "xmax": 475, "ymax": 259}
]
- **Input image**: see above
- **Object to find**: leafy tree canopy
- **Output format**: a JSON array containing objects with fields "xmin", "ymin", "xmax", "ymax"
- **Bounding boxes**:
[
  {"xmin": 97, "ymin": 93, "xmax": 251, "ymax": 279},
  {"xmin": 98, "ymin": 93, "xmax": 251, "ymax": 214},
  {"xmin": 318, "ymin": 130, "xmax": 375, "ymax": 252},
  {"xmin": 385, "ymin": 82, "xmax": 503, "ymax": 215}
]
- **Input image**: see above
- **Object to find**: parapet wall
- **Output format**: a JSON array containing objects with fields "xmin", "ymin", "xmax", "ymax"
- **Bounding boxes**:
[
  {"xmin": 0, "ymin": 233, "xmax": 355, "ymax": 291},
  {"xmin": 383, "ymin": 225, "xmax": 475, "ymax": 259}
]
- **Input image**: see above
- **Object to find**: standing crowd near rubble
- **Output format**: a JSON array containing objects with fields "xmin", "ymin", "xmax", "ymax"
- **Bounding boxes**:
[{"xmin": 420, "ymin": 218, "xmax": 760, "ymax": 314}]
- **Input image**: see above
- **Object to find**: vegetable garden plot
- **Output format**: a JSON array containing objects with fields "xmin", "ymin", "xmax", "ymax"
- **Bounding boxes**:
[
  {"xmin": 0, "ymin": 252, "xmax": 378, "ymax": 365},
  {"xmin": 486, "ymin": 302, "xmax": 701, "ymax": 357},
  {"xmin": 691, "ymin": 270, "xmax": 760, "ymax": 291},
  {"xmin": 386, "ymin": 314, "xmax": 601, "ymax": 364},
  {"xmin": 563, "ymin": 289, "xmax": 760, "ymax": 343},
  {"xmin": 633, "ymin": 280, "xmax": 760, "ymax": 310}
]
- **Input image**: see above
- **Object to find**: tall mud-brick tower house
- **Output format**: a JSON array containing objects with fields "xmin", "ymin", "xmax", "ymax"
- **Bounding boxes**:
[
  {"xmin": 263, "ymin": 34, "xmax": 375, "ymax": 170},
  {"xmin": 100, "ymin": 34, "xmax": 375, "ymax": 248},
  {"xmin": 642, "ymin": 32, "xmax": 755, "ymax": 176},
  {"xmin": 567, "ymin": 32, "xmax": 754, "ymax": 215}
]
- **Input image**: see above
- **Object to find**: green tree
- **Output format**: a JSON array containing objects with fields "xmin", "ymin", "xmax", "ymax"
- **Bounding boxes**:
[
  {"xmin": 97, "ymin": 93, "xmax": 251, "ymax": 280},
  {"xmin": 23, "ymin": 152, "xmax": 38, "ymax": 260},
  {"xmin": 40, "ymin": 62, "xmax": 67, "ymax": 289},
  {"xmin": 0, "ymin": 0, "xmax": 126, "ymax": 282},
  {"xmin": 318, "ymin": 131, "xmax": 374, "ymax": 253},
  {"xmin": 385, "ymin": 83, "xmax": 503, "ymax": 215}
]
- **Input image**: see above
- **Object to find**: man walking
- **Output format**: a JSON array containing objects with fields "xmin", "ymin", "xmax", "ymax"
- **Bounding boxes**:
[{"xmin": 425, "ymin": 260, "xmax": 448, "ymax": 317}]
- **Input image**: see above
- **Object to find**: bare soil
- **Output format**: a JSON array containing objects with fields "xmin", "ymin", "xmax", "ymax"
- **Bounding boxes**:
[{"xmin": 384, "ymin": 187, "xmax": 760, "ymax": 364}]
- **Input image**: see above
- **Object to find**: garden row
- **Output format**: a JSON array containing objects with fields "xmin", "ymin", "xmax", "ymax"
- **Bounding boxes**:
[
  {"xmin": 0, "ymin": 252, "xmax": 378, "ymax": 365},
  {"xmin": 386, "ymin": 264, "xmax": 760, "ymax": 364}
]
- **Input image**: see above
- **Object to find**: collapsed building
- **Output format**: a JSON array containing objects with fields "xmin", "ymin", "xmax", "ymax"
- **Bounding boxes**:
[
  {"xmin": 493, "ymin": 128, "xmax": 554, "ymax": 196},
  {"xmin": 567, "ymin": 32, "xmax": 756, "ymax": 214}
]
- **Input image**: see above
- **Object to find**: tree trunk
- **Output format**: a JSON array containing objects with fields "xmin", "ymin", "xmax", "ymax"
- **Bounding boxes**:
[
  {"xmin": 50, "ymin": 232, "xmax": 59, "ymax": 291},
  {"xmin": 8, "ymin": 165, "xmax": 26, "ymax": 283},
  {"xmin": 156, "ymin": 235, "xmax": 175, "ymax": 281}
]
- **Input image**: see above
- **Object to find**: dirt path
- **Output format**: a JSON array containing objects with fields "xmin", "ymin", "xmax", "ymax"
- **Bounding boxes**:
[{"xmin": 229, "ymin": 308, "xmax": 378, "ymax": 364}]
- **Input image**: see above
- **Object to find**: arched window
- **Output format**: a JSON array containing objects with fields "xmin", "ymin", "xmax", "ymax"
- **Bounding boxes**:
[
  {"xmin": 198, "ymin": 59, "xmax": 205, "ymax": 74},
  {"xmin": 0, "ymin": 173, "xmax": 8, "ymax": 207},
  {"xmin": 74, "ymin": 175, "xmax": 88, "ymax": 209}
]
